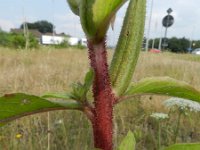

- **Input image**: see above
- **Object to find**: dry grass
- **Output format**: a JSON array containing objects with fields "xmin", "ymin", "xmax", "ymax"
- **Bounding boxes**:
[{"xmin": 0, "ymin": 47, "xmax": 200, "ymax": 149}]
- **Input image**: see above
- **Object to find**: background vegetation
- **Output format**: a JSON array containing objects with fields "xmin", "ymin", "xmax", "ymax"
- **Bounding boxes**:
[
  {"xmin": 0, "ymin": 47, "xmax": 200, "ymax": 149},
  {"xmin": 149, "ymin": 37, "xmax": 200, "ymax": 53},
  {"xmin": 0, "ymin": 30, "xmax": 38, "ymax": 49}
]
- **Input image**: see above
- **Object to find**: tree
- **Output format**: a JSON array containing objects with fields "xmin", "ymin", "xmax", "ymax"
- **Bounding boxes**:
[
  {"xmin": 168, "ymin": 37, "xmax": 190, "ymax": 53},
  {"xmin": 20, "ymin": 20, "xmax": 54, "ymax": 33},
  {"xmin": 0, "ymin": 30, "xmax": 38, "ymax": 49}
]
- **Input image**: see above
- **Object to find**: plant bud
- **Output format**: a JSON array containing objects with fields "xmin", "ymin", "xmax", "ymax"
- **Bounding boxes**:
[
  {"xmin": 79, "ymin": 0, "xmax": 126, "ymax": 43},
  {"xmin": 67, "ymin": 0, "xmax": 80, "ymax": 16}
]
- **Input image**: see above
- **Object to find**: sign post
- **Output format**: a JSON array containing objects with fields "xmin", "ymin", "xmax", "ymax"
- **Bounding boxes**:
[{"xmin": 162, "ymin": 8, "xmax": 174, "ymax": 50}]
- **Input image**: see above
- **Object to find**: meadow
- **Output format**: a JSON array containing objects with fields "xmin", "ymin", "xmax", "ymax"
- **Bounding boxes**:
[{"xmin": 0, "ymin": 47, "xmax": 200, "ymax": 150}]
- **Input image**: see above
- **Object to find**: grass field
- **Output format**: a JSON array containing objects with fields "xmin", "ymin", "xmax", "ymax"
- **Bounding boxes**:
[{"xmin": 0, "ymin": 47, "xmax": 200, "ymax": 150}]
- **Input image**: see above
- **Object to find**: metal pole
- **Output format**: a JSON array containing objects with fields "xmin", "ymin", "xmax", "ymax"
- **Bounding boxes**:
[
  {"xmin": 163, "ymin": 11, "xmax": 170, "ymax": 50},
  {"xmin": 145, "ymin": 0, "xmax": 154, "ymax": 52},
  {"xmin": 158, "ymin": 37, "xmax": 162, "ymax": 50},
  {"xmin": 22, "ymin": 0, "xmax": 29, "ymax": 49},
  {"xmin": 152, "ymin": 38, "xmax": 155, "ymax": 49},
  {"xmin": 158, "ymin": 26, "xmax": 163, "ymax": 50},
  {"xmin": 163, "ymin": 26, "xmax": 168, "ymax": 50},
  {"xmin": 189, "ymin": 26, "xmax": 195, "ymax": 53},
  {"xmin": 152, "ymin": 21, "xmax": 158, "ymax": 49}
]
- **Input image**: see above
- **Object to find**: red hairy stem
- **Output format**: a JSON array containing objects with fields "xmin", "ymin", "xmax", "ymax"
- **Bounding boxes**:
[{"xmin": 88, "ymin": 40, "xmax": 115, "ymax": 150}]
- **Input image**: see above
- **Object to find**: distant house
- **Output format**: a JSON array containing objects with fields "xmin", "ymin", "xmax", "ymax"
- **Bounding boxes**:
[
  {"xmin": 67, "ymin": 37, "xmax": 79, "ymax": 45},
  {"xmin": 80, "ymin": 38, "xmax": 87, "ymax": 46},
  {"xmin": 68, "ymin": 37, "xmax": 87, "ymax": 46},
  {"xmin": 41, "ymin": 35, "xmax": 67, "ymax": 45}
]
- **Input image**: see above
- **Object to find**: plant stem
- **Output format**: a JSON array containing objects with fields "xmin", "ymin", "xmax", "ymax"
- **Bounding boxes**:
[
  {"xmin": 173, "ymin": 110, "xmax": 182, "ymax": 144},
  {"xmin": 88, "ymin": 40, "xmax": 115, "ymax": 150},
  {"xmin": 158, "ymin": 121, "xmax": 161, "ymax": 150},
  {"xmin": 47, "ymin": 112, "xmax": 51, "ymax": 150}
]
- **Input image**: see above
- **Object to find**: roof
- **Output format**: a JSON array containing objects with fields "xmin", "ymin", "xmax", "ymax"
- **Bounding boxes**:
[{"xmin": 10, "ymin": 29, "xmax": 42, "ymax": 38}]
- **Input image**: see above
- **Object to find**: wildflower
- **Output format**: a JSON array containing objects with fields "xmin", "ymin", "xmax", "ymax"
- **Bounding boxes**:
[
  {"xmin": 16, "ymin": 133, "xmax": 22, "ymax": 139},
  {"xmin": 150, "ymin": 112, "xmax": 169, "ymax": 120},
  {"xmin": 163, "ymin": 98, "xmax": 200, "ymax": 112},
  {"xmin": 54, "ymin": 119, "xmax": 63, "ymax": 125}
]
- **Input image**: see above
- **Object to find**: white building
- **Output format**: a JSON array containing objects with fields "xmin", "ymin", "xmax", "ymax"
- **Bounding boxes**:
[
  {"xmin": 41, "ymin": 35, "xmax": 66, "ymax": 45},
  {"xmin": 41, "ymin": 35, "xmax": 87, "ymax": 46},
  {"xmin": 80, "ymin": 38, "xmax": 87, "ymax": 46},
  {"xmin": 68, "ymin": 37, "xmax": 80, "ymax": 46}
]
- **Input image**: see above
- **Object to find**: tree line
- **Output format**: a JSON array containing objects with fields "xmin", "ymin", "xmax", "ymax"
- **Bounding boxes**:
[
  {"xmin": 149, "ymin": 37, "xmax": 200, "ymax": 53},
  {"xmin": 20, "ymin": 20, "xmax": 54, "ymax": 34}
]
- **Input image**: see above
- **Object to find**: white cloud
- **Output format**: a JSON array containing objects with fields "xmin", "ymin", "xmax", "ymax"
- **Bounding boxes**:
[
  {"xmin": 147, "ymin": 0, "xmax": 200, "ymax": 40},
  {"xmin": 54, "ymin": 13, "xmax": 85, "ymax": 38}
]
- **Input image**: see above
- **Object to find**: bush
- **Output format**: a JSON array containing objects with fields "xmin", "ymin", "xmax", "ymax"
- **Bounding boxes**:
[
  {"xmin": 0, "ymin": 31, "xmax": 38, "ymax": 49},
  {"xmin": 54, "ymin": 41, "xmax": 69, "ymax": 49}
]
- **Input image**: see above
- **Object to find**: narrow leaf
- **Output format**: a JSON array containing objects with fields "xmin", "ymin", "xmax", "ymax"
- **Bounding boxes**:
[
  {"xmin": 118, "ymin": 131, "xmax": 136, "ymax": 150},
  {"xmin": 125, "ymin": 77, "xmax": 200, "ymax": 103},
  {"xmin": 164, "ymin": 143, "xmax": 200, "ymax": 150},
  {"xmin": 0, "ymin": 93, "xmax": 82, "ymax": 126},
  {"xmin": 110, "ymin": 0, "xmax": 146, "ymax": 96}
]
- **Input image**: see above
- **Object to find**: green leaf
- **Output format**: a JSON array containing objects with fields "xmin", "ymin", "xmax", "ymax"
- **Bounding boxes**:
[
  {"xmin": 0, "ymin": 93, "xmax": 82, "ymax": 126},
  {"xmin": 49, "ymin": 99, "xmax": 82, "ymax": 109},
  {"xmin": 164, "ymin": 143, "xmax": 200, "ymax": 150},
  {"xmin": 67, "ymin": 0, "xmax": 80, "ymax": 15},
  {"xmin": 118, "ymin": 131, "xmax": 136, "ymax": 150},
  {"xmin": 84, "ymin": 69, "xmax": 94, "ymax": 91},
  {"xmin": 110, "ymin": 0, "xmax": 146, "ymax": 96},
  {"xmin": 42, "ymin": 92, "xmax": 72, "ymax": 100},
  {"xmin": 69, "ymin": 69, "xmax": 94, "ymax": 101},
  {"xmin": 125, "ymin": 77, "xmax": 200, "ymax": 103},
  {"xmin": 80, "ymin": 0, "xmax": 126, "ymax": 42}
]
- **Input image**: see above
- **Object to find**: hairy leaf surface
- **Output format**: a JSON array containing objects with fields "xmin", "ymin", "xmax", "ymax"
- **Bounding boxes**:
[{"xmin": 110, "ymin": 0, "xmax": 146, "ymax": 96}]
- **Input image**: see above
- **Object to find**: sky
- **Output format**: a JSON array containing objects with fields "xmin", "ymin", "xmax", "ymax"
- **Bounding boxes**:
[{"xmin": 0, "ymin": 0, "xmax": 200, "ymax": 46}]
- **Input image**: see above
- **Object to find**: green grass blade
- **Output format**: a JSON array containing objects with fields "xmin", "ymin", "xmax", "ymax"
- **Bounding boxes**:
[
  {"xmin": 109, "ymin": 0, "xmax": 146, "ymax": 96},
  {"xmin": 164, "ymin": 143, "xmax": 200, "ymax": 150},
  {"xmin": 118, "ymin": 131, "xmax": 136, "ymax": 150},
  {"xmin": 0, "ymin": 93, "xmax": 82, "ymax": 126},
  {"xmin": 125, "ymin": 77, "xmax": 200, "ymax": 103}
]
